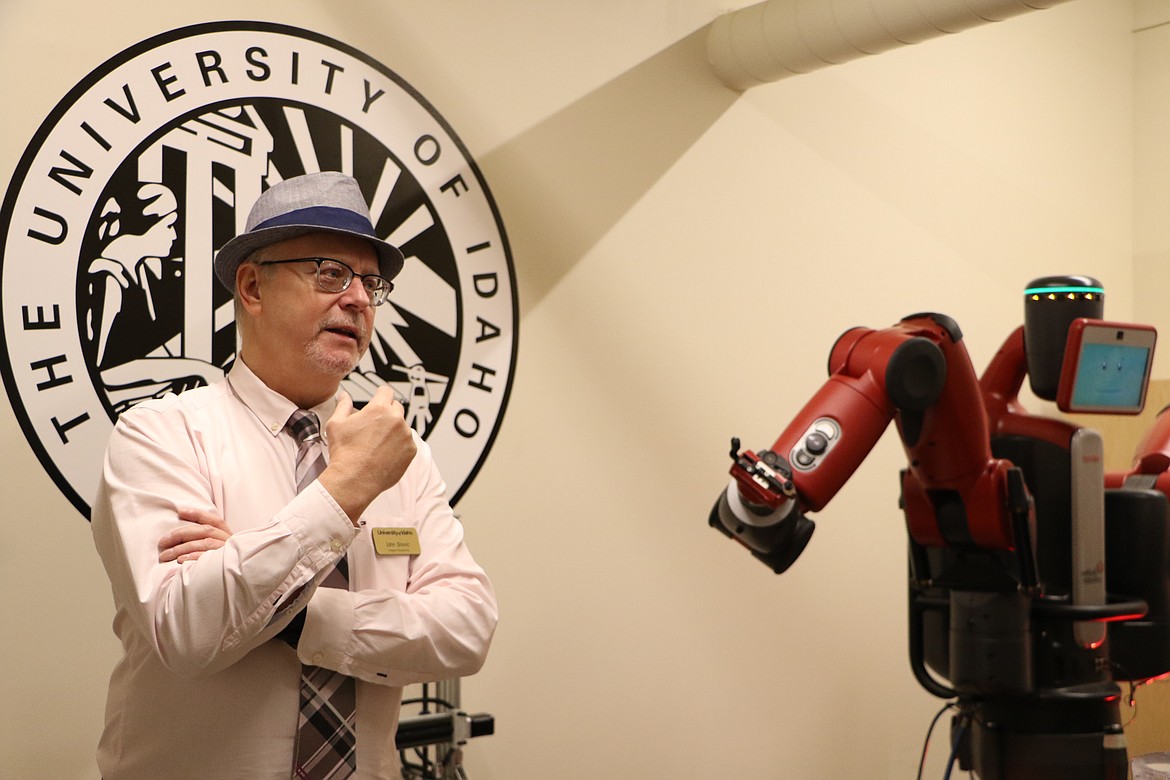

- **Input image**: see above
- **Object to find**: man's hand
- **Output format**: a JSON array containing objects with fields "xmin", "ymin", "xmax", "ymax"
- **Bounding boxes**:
[
  {"xmin": 320, "ymin": 386, "xmax": 417, "ymax": 523},
  {"xmin": 158, "ymin": 507, "xmax": 233, "ymax": 563}
]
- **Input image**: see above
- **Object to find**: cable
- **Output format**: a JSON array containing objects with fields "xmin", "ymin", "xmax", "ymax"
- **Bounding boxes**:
[
  {"xmin": 943, "ymin": 711, "xmax": 972, "ymax": 780},
  {"xmin": 400, "ymin": 683, "xmax": 442, "ymax": 779},
  {"xmin": 917, "ymin": 701, "xmax": 957, "ymax": 780},
  {"xmin": 398, "ymin": 684, "xmax": 484, "ymax": 778},
  {"xmin": 401, "ymin": 696, "xmax": 458, "ymax": 711},
  {"xmin": 399, "ymin": 687, "xmax": 467, "ymax": 779},
  {"xmin": 1109, "ymin": 661, "xmax": 1140, "ymax": 728},
  {"xmin": 400, "ymin": 745, "xmax": 464, "ymax": 780}
]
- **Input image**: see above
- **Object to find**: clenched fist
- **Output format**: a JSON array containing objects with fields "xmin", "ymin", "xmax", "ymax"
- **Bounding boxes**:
[{"xmin": 319, "ymin": 386, "xmax": 417, "ymax": 524}]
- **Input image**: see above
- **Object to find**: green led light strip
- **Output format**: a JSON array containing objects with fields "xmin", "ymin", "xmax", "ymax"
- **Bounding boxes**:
[{"xmin": 1023, "ymin": 286, "xmax": 1105, "ymax": 296}]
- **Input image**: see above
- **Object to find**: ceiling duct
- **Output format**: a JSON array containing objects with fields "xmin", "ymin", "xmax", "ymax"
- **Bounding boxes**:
[{"xmin": 707, "ymin": 0, "xmax": 1074, "ymax": 90}]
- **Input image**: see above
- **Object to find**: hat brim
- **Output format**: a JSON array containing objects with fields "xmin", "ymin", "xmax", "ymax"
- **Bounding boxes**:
[{"xmin": 213, "ymin": 224, "xmax": 406, "ymax": 292}]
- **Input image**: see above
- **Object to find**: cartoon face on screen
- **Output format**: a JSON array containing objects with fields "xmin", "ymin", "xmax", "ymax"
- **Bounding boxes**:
[{"xmin": 1071, "ymin": 343, "xmax": 1150, "ymax": 410}]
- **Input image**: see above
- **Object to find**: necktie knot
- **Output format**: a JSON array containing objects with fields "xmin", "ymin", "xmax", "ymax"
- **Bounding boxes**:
[
  {"xmin": 287, "ymin": 410, "xmax": 326, "ymax": 494},
  {"xmin": 286, "ymin": 409, "xmax": 322, "ymax": 445}
]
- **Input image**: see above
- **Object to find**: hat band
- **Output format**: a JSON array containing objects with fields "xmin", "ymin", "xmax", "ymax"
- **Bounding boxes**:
[{"xmin": 252, "ymin": 205, "xmax": 377, "ymax": 237}]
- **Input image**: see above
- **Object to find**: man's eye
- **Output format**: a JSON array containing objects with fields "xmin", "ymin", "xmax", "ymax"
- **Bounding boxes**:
[{"xmin": 319, "ymin": 266, "xmax": 348, "ymax": 282}]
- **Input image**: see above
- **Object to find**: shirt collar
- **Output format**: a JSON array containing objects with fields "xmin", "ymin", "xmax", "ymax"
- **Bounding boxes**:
[{"xmin": 226, "ymin": 359, "xmax": 339, "ymax": 439}]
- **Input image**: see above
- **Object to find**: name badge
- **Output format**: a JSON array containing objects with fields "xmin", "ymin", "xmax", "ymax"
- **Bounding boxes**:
[{"xmin": 372, "ymin": 527, "xmax": 421, "ymax": 556}]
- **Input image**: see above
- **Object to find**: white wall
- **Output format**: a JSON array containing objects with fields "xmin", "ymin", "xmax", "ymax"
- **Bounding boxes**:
[
  {"xmin": 1136, "ymin": 0, "xmax": 1170, "ymax": 341},
  {"xmin": 0, "ymin": 1, "xmax": 1139, "ymax": 778}
]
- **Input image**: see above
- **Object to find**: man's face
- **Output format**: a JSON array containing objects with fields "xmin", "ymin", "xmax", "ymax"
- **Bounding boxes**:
[{"xmin": 245, "ymin": 231, "xmax": 381, "ymax": 387}]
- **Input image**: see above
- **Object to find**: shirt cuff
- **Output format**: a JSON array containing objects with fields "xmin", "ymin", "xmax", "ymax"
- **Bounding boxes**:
[
  {"xmin": 298, "ymin": 585, "xmax": 356, "ymax": 671},
  {"xmin": 283, "ymin": 481, "xmax": 360, "ymax": 574}
]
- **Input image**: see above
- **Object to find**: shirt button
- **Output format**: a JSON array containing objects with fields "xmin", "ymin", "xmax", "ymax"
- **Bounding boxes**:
[
  {"xmin": 330, "ymin": 539, "xmax": 342, "ymax": 552},
  {"xmin": 312, "ymin": 652, "xmax": 324, "ymax": 664}
]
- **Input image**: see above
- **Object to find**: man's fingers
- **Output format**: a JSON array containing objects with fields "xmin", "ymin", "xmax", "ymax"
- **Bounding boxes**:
[
  {"xmin": 331, "ymin": 390, "xmax": 354, "ymax": 422},
  {"xmin": 159, "ymin": 523, "xmax": 228, "ymax": 548},
  {"xmin": 177, "ymin": 506, "xmax": 231, "ymax": 533},
  {"xmin": 160, "ymin": 508, "xmax": 234, "ymax": 563},
  {"xmin": 160, "ymin": 536, "xmax": 224, "ymax": 563},
  {"xmin": 159, "ymin": 533, "xmax": 224, "ymax": 563},
  {"xmin": 373, "ymin": 384, "xmax": 399, "ymax": 404}
]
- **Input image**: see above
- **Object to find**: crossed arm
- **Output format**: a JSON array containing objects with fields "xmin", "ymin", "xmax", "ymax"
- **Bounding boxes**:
[{"xmin": 158, "ymin": 507, "xmax": 233, "ymax": 563}]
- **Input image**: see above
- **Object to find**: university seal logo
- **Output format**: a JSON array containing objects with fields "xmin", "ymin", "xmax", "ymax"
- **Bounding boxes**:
[{"xmin": 0, "ymin": 22, "xmax": 518, "ymax": 517}]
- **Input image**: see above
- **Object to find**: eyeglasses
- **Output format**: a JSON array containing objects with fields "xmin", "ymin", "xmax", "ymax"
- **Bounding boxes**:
[{"xmin": 259, "ymin": 257, "xmax": 394, "ymax": 306}]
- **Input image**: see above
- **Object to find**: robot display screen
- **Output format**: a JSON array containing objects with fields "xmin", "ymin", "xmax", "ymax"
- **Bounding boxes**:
[
  {"xmin": 1070, "ymin": 343, "xmax": 1150, "ymax": 409},
  {"xmin": 1057, "ymin": 321, "xmax": 1156, "ymax": 414}
]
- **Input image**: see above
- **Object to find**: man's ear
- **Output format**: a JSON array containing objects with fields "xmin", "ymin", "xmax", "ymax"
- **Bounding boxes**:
[{"xmin": 236, "ymin": 263, "xmax": 263, "ymax": 314}]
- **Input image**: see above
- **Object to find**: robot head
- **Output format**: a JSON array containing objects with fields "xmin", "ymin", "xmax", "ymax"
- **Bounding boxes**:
[{"xmin": 1023, "ymin": 275, "xmax": 1105, "ymax": 401}]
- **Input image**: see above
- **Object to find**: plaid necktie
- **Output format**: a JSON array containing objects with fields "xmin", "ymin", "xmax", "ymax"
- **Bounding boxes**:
[{"xmin": 286, "ymin": 410, "xmax": 357, "ymax": 779}]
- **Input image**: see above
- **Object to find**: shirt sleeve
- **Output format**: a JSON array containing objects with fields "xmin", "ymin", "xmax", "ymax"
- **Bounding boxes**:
[
  {"xmin": 91, "ymin": 398, "xmax": 357, "ymax": 679},
  {"xmin": 296, "ymin": 437, "xmax": 499, "ymax": 687}
]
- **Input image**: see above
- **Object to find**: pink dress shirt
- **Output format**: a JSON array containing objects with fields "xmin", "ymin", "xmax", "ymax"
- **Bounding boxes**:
[{"xmin": 91, "ymin": 360, "xmax": 497, "ymax": 779}]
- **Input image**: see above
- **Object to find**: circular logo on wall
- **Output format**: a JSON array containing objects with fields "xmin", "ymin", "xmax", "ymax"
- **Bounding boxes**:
[{"xmin": 0, "ymin": 21, "xmax": 517, "ymax": 518}]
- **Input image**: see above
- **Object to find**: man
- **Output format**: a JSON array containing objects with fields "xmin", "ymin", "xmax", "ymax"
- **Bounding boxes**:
[{"xmin": 91, "ymin": 172, "xmax": 498, "ymax": 779}]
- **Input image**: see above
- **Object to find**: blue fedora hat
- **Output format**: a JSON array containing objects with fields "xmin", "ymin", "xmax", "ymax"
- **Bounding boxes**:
[{"xmin": 213, "ymin": 171, "xmax": 405, "ymax": 291}]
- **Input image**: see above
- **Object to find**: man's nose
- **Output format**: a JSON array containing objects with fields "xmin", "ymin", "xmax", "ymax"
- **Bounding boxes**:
[{"xmin": 337, "ymin": 279, "xmax": 372, "ymax": 310}]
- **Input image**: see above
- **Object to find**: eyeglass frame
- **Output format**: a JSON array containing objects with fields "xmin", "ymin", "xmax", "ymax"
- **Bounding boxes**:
[{"xmin": 257, "ymin": 256, "xmax": 395, "ymax": 306}]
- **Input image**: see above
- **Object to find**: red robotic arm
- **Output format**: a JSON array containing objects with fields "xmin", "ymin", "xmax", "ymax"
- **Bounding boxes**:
[
  {"xmin": 711, "ymin": 313, "xmax": 1024, "ymax": 572},
  {"xmin": 1108, "ymin": 406, "xmax": 1170, "ymax": 491}
]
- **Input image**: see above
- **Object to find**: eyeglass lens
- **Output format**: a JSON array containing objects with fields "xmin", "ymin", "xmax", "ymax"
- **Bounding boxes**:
[{"xmin": 317, "ymin": 259, "xmax": 390, "ymax": 304}]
